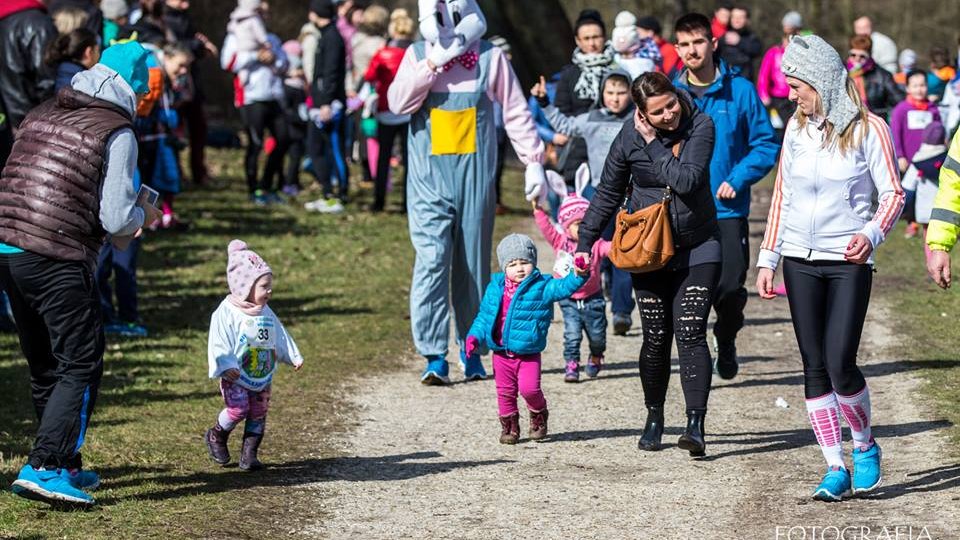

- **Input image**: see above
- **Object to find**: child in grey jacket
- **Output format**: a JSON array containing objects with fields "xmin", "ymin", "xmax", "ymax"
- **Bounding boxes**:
[{"xmin": 532, "ymin": 69, "xmax": 636, "ymax": 188}]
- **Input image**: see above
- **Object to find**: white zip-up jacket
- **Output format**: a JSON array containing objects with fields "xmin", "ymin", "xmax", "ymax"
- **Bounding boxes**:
[{"xmin": 758, "ymin": 113, "xmax": 905, "ymax": 270}]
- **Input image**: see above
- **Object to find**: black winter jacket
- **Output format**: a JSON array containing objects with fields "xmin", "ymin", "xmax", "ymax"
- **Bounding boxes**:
[
  {"xmin": 719, "ymin": 29, "xmax": 763, "ymax": 82},
  {"xmin": 577, "ymin": 90, "xmax": 718, "ymax": 253},
  {"xmin": 861, "ymin": 65, "xmax": 904, "ymax": 119},
  {"xmin": 312, "ymin": 22, "xmax": 347, "ymax": 107},
  {"xmin": 554, "ymin": 64, "xmax": 594, "ymax": 184},
  {"xmin": 0, "ymin": 7, "xmax": 57, "ymax": 127}
]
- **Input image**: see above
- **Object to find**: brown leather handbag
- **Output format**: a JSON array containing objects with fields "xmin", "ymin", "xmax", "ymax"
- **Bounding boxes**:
[{"xmin": 607, "ymin": 142, "xmax": 682, "ymax": 273}]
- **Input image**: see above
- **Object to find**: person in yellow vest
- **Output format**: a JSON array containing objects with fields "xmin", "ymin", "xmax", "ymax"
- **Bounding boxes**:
[{"xmin": 926, "ymin": 129, "xmax": 960, "ymax": 287}]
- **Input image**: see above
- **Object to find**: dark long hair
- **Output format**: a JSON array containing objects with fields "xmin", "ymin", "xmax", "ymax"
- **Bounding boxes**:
[
  {"xmin": 630, "ymin": 72, "xmax": 692, "ymax": 118},
  {"xmin": 44, "ymin": 28, "xmax": 98, "ymax": 67}
]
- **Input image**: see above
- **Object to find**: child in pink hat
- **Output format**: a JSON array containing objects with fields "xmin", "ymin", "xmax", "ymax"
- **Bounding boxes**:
[
  {"xmin": 205, "ymin": 239, "xmax": 304, "ymax": 471},
  {"xmin": 533, "ymin": 164, "xmax": 611, "ymax": 382}
]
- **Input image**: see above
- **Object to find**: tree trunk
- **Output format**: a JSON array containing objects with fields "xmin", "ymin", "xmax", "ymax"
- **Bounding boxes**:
[{"xmin": 481, "ymin": 0, "xmax": 574, "ymax": 88}]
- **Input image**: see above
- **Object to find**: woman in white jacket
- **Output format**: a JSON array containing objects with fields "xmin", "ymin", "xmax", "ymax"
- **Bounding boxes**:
[{"xmin": 756, "ymin": 34, "xmax": 904, "ymax": 502}]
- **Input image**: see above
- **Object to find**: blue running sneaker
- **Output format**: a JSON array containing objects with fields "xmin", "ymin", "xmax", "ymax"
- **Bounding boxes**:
[
  {"xmin": 459, "ymin": 350, "xmax": 487, "ymax": 381},
  {"xmin": 11, "ymin": 465, "xmax": 94, "ymax": 506},
  {"xmin": 65, "ymin": 469, "xmax": 100, "ymax": 491},
  {"xmin": 420, "ymin": 356, "xmax": 450, "ymax": 385},
  {"xmin": 104, "ymin": 321, "xmax": 148, "ymax": 338},
  {"xmin": 812, "ymin": 466, "xmax": 851, "ymax": 502},
  {"xmin": 852, "ymin": 442, "xmax": 882, "ymax": 494}
]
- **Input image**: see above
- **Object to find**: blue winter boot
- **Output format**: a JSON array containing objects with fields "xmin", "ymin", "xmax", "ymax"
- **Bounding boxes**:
[
  {"xmin": 420, "ymin": 355, "xmax": 450, "ymax": 385},
  {"xmin": 851, "ymin": 442, "xmax": 882, "ymax": 494},
  {"xmin": 459, "ymin": 350, "xmax": 487, "ymax": 381},
  {"xmin": 11, "ymin": 465, "xmax": 94, "ymax": 506},
  {"xmin": 812, "ymin": 466, "xmax": 851, "ymax": 502}
]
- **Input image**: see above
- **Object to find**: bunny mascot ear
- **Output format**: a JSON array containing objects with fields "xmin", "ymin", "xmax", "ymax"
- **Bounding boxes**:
[
  {"xmin": 575, "ymin": 163, "xmax": 590, "ymax": 197},
  {"xmin": 446, "ymin": 0, "xmax": 487, "ymax": 48},
  {"xmin": 545, "ymin": 170, "xmax": 569, "ymax": 199}
]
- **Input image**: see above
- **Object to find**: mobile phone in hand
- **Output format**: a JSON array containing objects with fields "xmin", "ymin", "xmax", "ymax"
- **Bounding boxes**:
[{"xmin": 138, "ymin": 184, "xmax": 160, "ymax": 208}]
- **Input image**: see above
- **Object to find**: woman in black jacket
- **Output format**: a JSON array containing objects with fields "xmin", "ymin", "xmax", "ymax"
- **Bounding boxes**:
[{"xmin": 575, "ymin": 72, "xmax": 719, "ymax": 457}]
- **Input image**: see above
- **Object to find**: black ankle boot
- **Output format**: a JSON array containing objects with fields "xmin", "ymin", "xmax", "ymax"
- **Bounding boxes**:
[
  {"xmin": 638, "ymin": 406, "xmax": 664, "ymax": 451},
  {"xmin": 677, "ymin": 409, "xmax": 706, "ymax": 457}
]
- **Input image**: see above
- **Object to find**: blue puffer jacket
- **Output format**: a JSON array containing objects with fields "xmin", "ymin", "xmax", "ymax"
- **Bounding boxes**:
[
  {"xmin": 674, "ymin": 61, "xmax": 779, "ymax": 220},
  {"xmin": 468, "ymin": 269, "xmax": 586, "ymax": 355}
]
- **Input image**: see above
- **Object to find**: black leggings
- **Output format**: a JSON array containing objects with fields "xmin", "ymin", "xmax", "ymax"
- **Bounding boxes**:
[
  {"xmin": 633, "ymin": 262, "xmax": 719, "ymax": 411},
  {"xmin": 782, "ymin": 258, "xmax": 871, "ymax": 398},
  {"xmin": 242, "ymin": 101, "xmax": 290, "ymax": 194},
  {"xmin": 374, "ymin": 122, "xmax": 408, "ymax": 211}
]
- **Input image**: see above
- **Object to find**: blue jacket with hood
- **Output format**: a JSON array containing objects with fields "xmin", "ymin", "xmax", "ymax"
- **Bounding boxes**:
[
  {"xmin": 674, "ymin": 60, "xmax": 779, "ymax": 220},
  {"xmin": 468, "ymin": 269, "xmax": 585, "ymax": 355}
]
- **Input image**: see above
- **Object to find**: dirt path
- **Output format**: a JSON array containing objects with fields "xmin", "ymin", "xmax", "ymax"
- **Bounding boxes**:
[{"xmin": 305, "ymin": 192, "xmax": 959, "ymax": 539}]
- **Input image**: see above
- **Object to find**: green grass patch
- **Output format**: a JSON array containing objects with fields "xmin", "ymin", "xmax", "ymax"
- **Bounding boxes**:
[
  {"xmin": 875, "ymin": 223, "xmax": 960, "ymax": 451},
  {"xmin": 0, "ymin": 149, "xmax": 530, "ymax": 538}
]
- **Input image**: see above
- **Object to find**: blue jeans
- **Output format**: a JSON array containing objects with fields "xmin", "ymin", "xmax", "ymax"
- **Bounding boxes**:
[
  {"xmin": 587, "ymin": 183, "xmax": 635, "ymax": 317},
  {"xmin": 558, "ymin": 294, "xmax": 607, "ymax": 362},
  {"xmin": 96, "ymin": 239, "xmax": 140, "ymax": 323}
]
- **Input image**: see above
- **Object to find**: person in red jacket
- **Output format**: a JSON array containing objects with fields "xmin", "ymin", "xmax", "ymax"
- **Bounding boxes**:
[{"xmin": 363, "ymin": 8, "xmax": 414, "ymax": 213}]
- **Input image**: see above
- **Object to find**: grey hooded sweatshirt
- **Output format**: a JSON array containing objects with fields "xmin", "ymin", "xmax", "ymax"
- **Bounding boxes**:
[
  {"xmin": 70, "ymin": 64, "xmax": 145, "ymax": 237},
  {"xmin": 544, "ymin": 69, "xmax": 636, "ymax": 187}
]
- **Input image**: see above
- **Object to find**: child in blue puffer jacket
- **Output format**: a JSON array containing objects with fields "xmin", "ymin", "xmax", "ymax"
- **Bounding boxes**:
[{"xmin": 465, "ymin": 234, "xmax": 587, "ymax": 445}]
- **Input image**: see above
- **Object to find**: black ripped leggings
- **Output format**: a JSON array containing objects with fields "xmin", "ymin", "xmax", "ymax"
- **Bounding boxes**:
[
  {"xmin": 782, "ymin": 258, "xmax": 872, "ymax": 398},
  {"xmin": 633, "ymin": 262, "xmax": 720, "ymax": 411}
]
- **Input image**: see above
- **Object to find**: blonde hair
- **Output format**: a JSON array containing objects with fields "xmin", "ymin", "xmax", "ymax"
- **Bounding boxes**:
[
  {"xmin": 794, "ymin": 77, "xmax": 870, "ymax": 155},
  {"xmin": 52, "ymin": 7, "xmax": 90, "ymax": 35},
  {"xmin": 359, "ymin": 5, "xmax": 389, "ymax": 37},
  {"xmin": 388, "ymin": 8, "xmax": 415, "ymax": 40}
]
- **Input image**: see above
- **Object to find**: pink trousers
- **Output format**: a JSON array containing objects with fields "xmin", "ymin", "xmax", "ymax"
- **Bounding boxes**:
[{"xmin": 494, "ymin": 352, "xmax": 547, "ymax": 417}]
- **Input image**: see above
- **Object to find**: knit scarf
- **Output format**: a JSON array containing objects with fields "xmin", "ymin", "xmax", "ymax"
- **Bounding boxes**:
[
  {"xmin": 847, "ymin": 58, "xmax": 875, "ymax": 105},
  {"xmin": 227, "ymin": 294, "xmax": 265, "ymax": 316},
  {"xmin": 572, "ymin": 44, "xmax": 616, "ymax": 101}
]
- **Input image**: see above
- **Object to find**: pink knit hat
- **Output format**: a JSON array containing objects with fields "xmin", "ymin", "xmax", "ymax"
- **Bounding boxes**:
[
  {"xmin": 227, "ymin": 239, "xmax": 272, "ymax": 301},
  {"xmin": 558, "ymin": 195, "xmax": 591, "ymax": 230}
]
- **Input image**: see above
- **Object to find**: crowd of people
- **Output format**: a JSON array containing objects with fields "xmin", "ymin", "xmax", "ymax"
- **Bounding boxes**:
[{"xmin": 2, "ymin": 0, "xmax": 960, "ymax": 511}]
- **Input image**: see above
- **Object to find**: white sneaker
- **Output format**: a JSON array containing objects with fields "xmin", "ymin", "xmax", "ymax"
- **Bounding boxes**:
[{"xmin": 305, "ymin": 198, "xmax": 344, "ymax": 214}]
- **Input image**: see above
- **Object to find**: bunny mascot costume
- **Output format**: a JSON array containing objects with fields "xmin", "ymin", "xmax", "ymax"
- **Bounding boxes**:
[{"xmin": 388, "ymin": 0, "xmax": 547, "ymax": 385}]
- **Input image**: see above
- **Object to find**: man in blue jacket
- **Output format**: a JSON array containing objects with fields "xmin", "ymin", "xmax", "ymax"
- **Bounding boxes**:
[{"xmin": 673, "ymin": 13, "xmax": 779, "ymax": 380}]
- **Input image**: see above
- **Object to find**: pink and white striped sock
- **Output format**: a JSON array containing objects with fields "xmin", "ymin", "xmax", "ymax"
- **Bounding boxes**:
[
  {"xmin": 806, "ymin": 392, "xmax": 845, "ymax": 469},
  {"xmin": 837, "ymin": 385, "xmax": 874, "ymax": 451}
]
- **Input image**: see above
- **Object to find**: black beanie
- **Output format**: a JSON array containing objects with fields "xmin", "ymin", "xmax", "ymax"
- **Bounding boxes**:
[
  {"xmin": 575, "ymin": 9, "xmax": 605, "ymax": 35},
  {"xmin": 636, "ymin": 16, "xmax": 662, "ymax": 35},
  {"xmin": 310, "ymin": 0, "xmax": 336, "ymax": 19}
]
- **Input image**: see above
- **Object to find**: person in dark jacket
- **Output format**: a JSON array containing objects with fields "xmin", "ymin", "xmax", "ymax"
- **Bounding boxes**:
[
  {"xmin": 164, "ymin": 0, "xmax": 218, "ymax": 185},
  {"xmin": 303, "ymin": 0, "xmax": 349, "ymax": 211},
  {"xmin": 575, "ymin": 72, "xmax": 719, "ymax": 458},
  {"xmin": 45, "ymin": 27, "xmax": 101, "ymax": 91},
  {"xmin": 847, "ymin": 34, "xmax": 904, "ymax": 120},
  {"xmin": 673, "ymin": 13, "xmax": 778, "ymax": 381},
  {"xmin": 554, "ymin": 9, "xmax": 613, "ymax": 187},
  {"xmin": 0, "ymin": 0, "xmax": 58, "ymax": 142},
  {"xmin": 718, "ymin": 5, "xmax": 762, "ymax": 81},
  {"xmin": 0, "ymin": 42, "xmax": 161, "ymax": 507}
]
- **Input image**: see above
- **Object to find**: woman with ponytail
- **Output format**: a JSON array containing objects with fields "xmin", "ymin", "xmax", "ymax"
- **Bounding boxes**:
[{"xmin": 45, "ymin": 27, "xmax": 100, "ymax": 91}]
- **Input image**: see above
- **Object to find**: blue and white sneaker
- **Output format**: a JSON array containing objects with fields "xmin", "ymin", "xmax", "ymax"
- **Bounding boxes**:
[
  {"xmin": 104, "ymin": 321, "xmax": 148, "ymax": 338},
  {"xmin": 459, "ymin": 350, "xmax": 487, "ymax": 381},
  {"xmin": 812, "ymin": 466, "xmax": 851, "ymax": 502},
  {"xmin": 11, "ymin": 465, "xmax": 94, "ymax": 506},
  {"xmin": 851, "ymin": 442, "xmax": 883, "ymax": 494},
  {"xmin": 420, "ymin": 356, "xmax": 450, "ymax": 385},
  {"xmin": 66, "ymin": 469, "xmax": 100, "ymax": 491}
]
